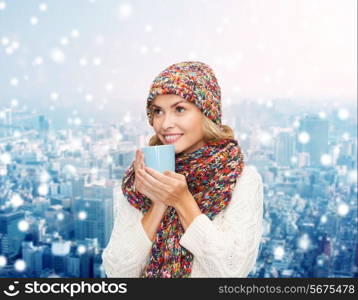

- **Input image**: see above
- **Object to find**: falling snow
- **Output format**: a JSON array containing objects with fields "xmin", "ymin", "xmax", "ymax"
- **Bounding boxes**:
[
  {"xmin": 50, "ymin": 48, "xmax": 65, "ymax": 63},
  {"xmin": 39, "ymin": 3, "xmax": 47, "ymax": 12},
  {"xmin": 0, "ymin": 0, "xmax": 356, "ymax": 280},
  {"xmin": 298, "ymin": 131, "xmax": 310, "ymax": 144},
  {"xmin": 14, "ymin": 260, "xmax": 26, "ymax": 272}
]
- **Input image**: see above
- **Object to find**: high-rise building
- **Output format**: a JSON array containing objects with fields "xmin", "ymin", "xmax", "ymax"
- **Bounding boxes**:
[
  {"xmin": 22, "ymin": 241, "xmax": 45, "ymax": 277},
  {"xmin": 51, "ymin": 240, "xmax": 71, "ymax": 275},
  {"xmin": 297, "ymin": 115, "xmax": 329, "ymax": 167},
  {"xmin": 73, "ymin": 184, "xmax": 120, "ymax": 248},
  {"xmin": 67, "ymin": 254, "xmax": 80, "ymax": 277},
  {"xmin": 0, "ymin": 211, "xmax": 26, "ymax": 258},
  {"xmin": 275, "ymin": 131, "xmax": 296, "ymax": 167},
  {"xmin": 38, "ymin": 115, "xmax": 49, "ymax": 139},
  {"xmin": 1, "ymin": 108, "xmax": 13, "ymax": 137}
]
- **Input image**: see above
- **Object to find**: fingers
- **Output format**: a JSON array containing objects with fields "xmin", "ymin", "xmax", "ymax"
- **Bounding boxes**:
[
  {"xmin": 163, "ymin": 170, "xmax": 184, "ymax": 180},
  {"xmin": 136, "ymin": 168, "xmax": 167, "ymax": 194},
  {"xmin": 135, "ymin": 149, "xmax": 145, "ymax": 169},
  {"xmin": 145, "ymin": 167, "xmax": 179, "ymax": 185},
  {"xmin": 134, "ymin": 149, "xmax": 142, "ymax": 171},
  {"xmin": 134, "ymin": 175, "xmax": 154, "ymax": 199}
]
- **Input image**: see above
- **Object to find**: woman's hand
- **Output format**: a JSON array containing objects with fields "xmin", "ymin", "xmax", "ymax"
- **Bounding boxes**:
[
  {"xmin": 134, "ymin": 149, "xmax": 168, "ymax": 208},
  {"xmin": 133, "ymin": 149, "xmax": 144, "ymax": 190},
  {"xmin": 135, "ymin": 165, "xmax": 193, "ymax": 209}
]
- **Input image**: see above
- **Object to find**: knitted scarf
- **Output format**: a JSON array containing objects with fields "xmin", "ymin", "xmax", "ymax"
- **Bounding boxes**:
[{"xmin": 121, "ymin": 138, "xmax": 245, "ymax": 278}]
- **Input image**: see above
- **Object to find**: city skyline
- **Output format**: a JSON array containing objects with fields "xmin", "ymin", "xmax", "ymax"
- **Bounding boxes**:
[
  {"xmin": 0, "ymin": 0, "xmax": 357, "ymax": 279},
  {"xmin": 0, "ymin": 96, "xmax": 357, "ymax": 278}
]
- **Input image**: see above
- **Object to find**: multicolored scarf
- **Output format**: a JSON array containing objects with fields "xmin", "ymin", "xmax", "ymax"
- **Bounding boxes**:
[{"xmin": 121, "ymin": 138, "xmax": 245, "ymax": 278}]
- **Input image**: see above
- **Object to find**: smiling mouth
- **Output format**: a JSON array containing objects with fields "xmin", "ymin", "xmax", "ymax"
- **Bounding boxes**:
[{"xmin": 163, "ymin": 134, "xmax": 183, "ymax": 144}]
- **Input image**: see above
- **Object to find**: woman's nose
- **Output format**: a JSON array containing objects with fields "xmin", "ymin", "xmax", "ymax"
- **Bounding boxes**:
[{"xmin": 162, "ymin": 113, "xmax": 176, "ymax": 129}]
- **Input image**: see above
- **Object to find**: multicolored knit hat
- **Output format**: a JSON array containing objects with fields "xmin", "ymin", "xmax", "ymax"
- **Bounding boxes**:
[{"xmin": 146, "ymin": 61, "xmax": 222, "ymax": 126}]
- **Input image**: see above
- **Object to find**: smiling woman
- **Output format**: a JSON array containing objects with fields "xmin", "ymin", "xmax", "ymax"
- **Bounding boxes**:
[
  {"xmin": 102, "ymin": 61, "xmax": 264, "ymax": 278},
  {"xmin": 148, "ymin": 102, "xmax": 235, "ymax": 150},
  {"xmin": 149, "ymin": 94, "xmax": 206, "ymax": 154}
]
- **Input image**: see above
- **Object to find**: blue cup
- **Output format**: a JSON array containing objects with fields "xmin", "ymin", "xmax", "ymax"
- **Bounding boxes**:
[{"xmin": 141, "ymin": 145, "xmax": 175, "ymax": 173}]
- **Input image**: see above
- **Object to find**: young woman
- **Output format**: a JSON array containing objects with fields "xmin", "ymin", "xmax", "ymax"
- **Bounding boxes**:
[{"xmin": 102, "ymin": 61, "xmax": 264, "ymax": 278}]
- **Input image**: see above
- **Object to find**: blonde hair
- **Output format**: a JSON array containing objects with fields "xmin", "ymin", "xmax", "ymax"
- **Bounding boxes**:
[{"xmin": 148, "ymin": 115, "xmax": 235, "ymax": 146}]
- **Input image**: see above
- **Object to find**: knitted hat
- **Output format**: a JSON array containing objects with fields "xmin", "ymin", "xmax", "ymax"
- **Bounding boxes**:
[{"xmin": 146, "ymin": 61, "xmax": 222, "ymax": 126}]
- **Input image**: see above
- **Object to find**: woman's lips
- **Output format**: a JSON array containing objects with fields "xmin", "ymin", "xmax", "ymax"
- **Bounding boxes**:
[{"xmin": 164, "ymin": 134, "xmax": 183, "ymax": 144}]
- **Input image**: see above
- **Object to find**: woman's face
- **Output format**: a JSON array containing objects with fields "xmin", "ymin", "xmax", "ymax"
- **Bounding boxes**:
[{"xmin": 151, "ymin": 94, "xmax": 205, "ymax": 154}]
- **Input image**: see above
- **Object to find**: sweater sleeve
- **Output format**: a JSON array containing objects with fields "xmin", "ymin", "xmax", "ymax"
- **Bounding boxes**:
[
  {"xmin": 179, "ymin": 165, "xmax": 264, "ymax": 277},
  {"xmin": 101, "ymin": 191, "xmax": 153, "ymax": 277}
]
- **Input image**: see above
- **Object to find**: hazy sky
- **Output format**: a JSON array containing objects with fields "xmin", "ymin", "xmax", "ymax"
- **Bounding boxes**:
[{"xmin": 0, "ymin": 0, "xmax": 356, "ymax": 118}]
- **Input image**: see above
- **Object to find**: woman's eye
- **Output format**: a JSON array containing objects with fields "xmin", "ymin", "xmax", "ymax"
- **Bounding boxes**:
[
  {"xmin": 176, "ymin": 106, "xmax": 185, "ymax": 113},
  {"xmin": 153, "ymin": 108, "xmax": 162, "ymax": 115},
  {"xmin": 153, "ymin": 107, "xmax": 185, "ymax": 115}
]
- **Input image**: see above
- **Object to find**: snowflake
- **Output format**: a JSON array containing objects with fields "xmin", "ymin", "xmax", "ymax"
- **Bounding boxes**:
[
  {"xmin": 39, "ymin": 3, "xmax": 48, "ymax": 12},
  {"xmin": 50, "ymin": 48, "xmax": 65, "ymax": 63},
  {"xmin": 71, "ymin": 29, "xmax": 80, "ymax": 38},
  {"xmin": 320, "ymin": 154, "xmax": 332, "ymax": 166},
  {"xmin": 338, "ymin": 108, "xmax": 349, "ymax": 120},
  {"xmin": 30, "ymin": 16, "xmax": 38, "ymax": 25},
  {"xmin": 298, "ymin": 131, "xmax": 310, "ymax": 144},
  {"xmin": 18, "ymin": 220, "xmax": 29, "ymax": 232},
  {"xmin": 77, "ymin": 245, "xmax": 87, "ymax": 255},
  {"xmin": 274, "ymin": 246, "xmax": 285, "ymax": 260},
  {"xmin": 14, "ymin": 260, "xmax": 26, "ymax": 272},
  {"xmin": 118, "ymin": 3, "xmax": 133, "ymax": 19},
  {"xmin": 78, "ymin": 211, "xmax": 87, "ymax": 220},
  {"xmin": 0, "ymin": 255, "xmax": 7, "ymax": 267},
  {"xmin": 10, "ymin": 77, "xmax": 19, "ymax": 86}
]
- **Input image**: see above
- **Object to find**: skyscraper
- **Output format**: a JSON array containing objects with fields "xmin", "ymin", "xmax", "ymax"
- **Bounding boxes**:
[
  {"xmin": 297, "ymin": 115, "xmax": 329, "ymax": 167},
  {"xmin": 73, "ymin": 183, "xmax": 120, "ymax": 248},
  {"xmin": 275, "ymin": 131, "xmax": 296, "ymax": 167},
  {"xmin": 0, "ymin": 211, "xmax": 26, "ymax": 259}
]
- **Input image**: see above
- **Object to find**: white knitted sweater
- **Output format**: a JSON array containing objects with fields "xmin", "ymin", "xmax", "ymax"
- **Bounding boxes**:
[{"xmin": 102, "ymin": 165, "xmax": 264, "ymax": 278}]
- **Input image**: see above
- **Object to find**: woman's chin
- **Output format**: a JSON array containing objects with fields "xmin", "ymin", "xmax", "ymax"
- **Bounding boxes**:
[{"xmin": 173, "ymin": 143, "xmax": 184, "ymax": 154}]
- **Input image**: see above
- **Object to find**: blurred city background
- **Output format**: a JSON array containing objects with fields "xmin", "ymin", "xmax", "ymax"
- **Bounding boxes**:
[{"xmin": 0, "ymin": 0, "xmax": 357, "ymax": 277}]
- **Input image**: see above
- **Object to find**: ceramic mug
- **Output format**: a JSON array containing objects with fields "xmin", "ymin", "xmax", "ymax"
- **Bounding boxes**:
[{"xmin": 141, "ymin": 145, "xmax": 175, "ymax": 173}]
